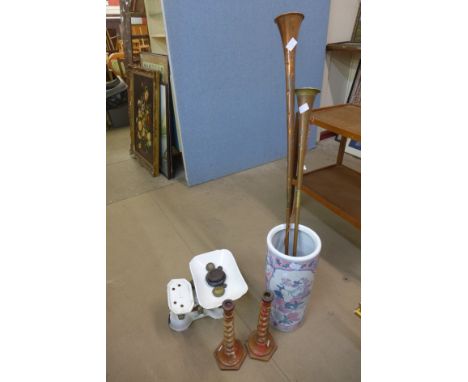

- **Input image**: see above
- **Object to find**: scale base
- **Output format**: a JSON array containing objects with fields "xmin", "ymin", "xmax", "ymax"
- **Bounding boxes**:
[{"xmin": 168, "ymin": 307, "xmax": 223, "ymax": 332}]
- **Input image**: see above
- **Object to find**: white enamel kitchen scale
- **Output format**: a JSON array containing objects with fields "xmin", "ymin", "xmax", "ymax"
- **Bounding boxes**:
[{"xmin": 167, "ymin": 249, "xmax": 248, "ymax": 332}]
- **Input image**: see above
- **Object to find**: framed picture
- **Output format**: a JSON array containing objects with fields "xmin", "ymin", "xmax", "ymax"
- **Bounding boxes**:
[
  {"xmin": 344, "ymin": 138, "xmax": 361, "ymax": 158},
  {"xmin": 347, "ymin": 60, "xmax": 361, "ymax": 106},
  {"xmin": 140, "ymin": 52, "xmax": 169, "ymax": 85},
  {"xmin": 351, "ymin": 3, "xmax": 361, "ymax": 43},
  {"xmin": 345, "ymin": 61, "xmax": 361, "ymax": 158},
  {"xmin": 140, "ymin": 52, "xmax": 174, "ymax": 178},
  {"xmin": 129, "ymin": 67, "xmax": 160, "ymax": 176}
]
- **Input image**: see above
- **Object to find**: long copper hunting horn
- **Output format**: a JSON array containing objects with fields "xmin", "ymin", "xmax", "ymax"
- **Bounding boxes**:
[
  {"xmin": 275, "ymin": 12, "xmax": 304, "ymax": 256},
  {"xmin": 292, "ymin": 88, "xmax": 320, "ymax": 257}
]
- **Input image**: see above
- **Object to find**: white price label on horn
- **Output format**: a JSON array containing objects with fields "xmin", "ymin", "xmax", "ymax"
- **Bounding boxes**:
[
  {"xmin": 299, "ymin": 103, "xmax": 309, "ymax": 114},
  {"xmin": 286, "ymin": 37, "xmax": 298, "ymax": 51}
]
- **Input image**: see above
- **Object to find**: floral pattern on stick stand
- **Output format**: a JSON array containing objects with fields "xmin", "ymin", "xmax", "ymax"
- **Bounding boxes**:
[{"xmin": 265, "ymin": 224, "xmax": 321, "ymax": 332}]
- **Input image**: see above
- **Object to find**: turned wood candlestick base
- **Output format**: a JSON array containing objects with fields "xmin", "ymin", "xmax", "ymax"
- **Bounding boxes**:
[
  {"xmin": 214, "ymin": 299, "xmax": 246, "ymax": 370},
  {"xmin": 246, "ymin": 290, "xmax": 277, "ymax": 361}
]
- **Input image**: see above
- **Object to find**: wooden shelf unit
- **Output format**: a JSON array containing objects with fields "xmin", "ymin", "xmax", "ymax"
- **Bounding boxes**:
[
  {"xmin": 295, "ymin": 164, "xmax": 360, "ymax": 228},
  {"xmin": 143, "ymin": 0, "xmax": 167, "ymax": 54},
  {"xmin": 319, "ymin": 39, "xmax": 361, "ymax": 141},
  {"xmin": 311, "ymin": 104, "xmax": 360, "ymax": 141},
  {"xmin": 297, "ymin": 104, "xmax": 361, "ymax": 228}
]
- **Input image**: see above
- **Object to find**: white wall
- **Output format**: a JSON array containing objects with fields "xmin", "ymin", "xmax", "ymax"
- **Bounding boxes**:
[{"xmin": 320, "ymin": 0, "xmax": 360, "ymax": 110}]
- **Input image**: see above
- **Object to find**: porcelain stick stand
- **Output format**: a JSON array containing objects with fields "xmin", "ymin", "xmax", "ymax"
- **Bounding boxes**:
[
  {"xmin": 265, "ymin": 224, "xmax": 321, "ymax": 331},
  {"xmin": 246, "ymin": 290, "xmax": 277, "ymax": 361},
  {"xmin": 214, "ymin": 300, "xmax": 246, "ymax": 370}
]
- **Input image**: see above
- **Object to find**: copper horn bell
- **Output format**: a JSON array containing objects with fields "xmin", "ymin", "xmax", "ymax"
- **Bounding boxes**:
[
  {"xmin": 274, "ymin": 12, "xmax": 304, "ymax": 256},
  {"xmin": 292, "ymin": 88, "xmax": 320, "ymax": 257}
]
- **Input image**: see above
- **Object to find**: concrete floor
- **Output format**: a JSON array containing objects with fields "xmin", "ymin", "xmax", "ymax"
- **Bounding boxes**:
[{"xmin": 107, "ymin": 126, "xmax": 361, "ymax": 381}]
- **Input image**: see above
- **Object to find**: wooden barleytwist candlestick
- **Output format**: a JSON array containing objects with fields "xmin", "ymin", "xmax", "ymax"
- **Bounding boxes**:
[
  {"xmin": 214, "ymin": 299, "xmax": 246, "ymax": 370},
  {"xmin": 246, "ymin": 290, "xmax": 277, "ymax": 361}
]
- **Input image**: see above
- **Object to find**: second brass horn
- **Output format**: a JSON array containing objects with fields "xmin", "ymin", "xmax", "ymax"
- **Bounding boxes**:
[
  {"xmin": 274, "ymin": 12, "xmax": 304, "ymax": 256},
  {"xmin": 292, "ymin": 87, "xmax": 320, "ymax": 257}
]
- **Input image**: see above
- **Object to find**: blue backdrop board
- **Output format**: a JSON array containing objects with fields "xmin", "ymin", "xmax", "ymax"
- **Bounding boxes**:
[{"xmin": 162, "ymin": 0, "xmax": 330, "ymax": 186}]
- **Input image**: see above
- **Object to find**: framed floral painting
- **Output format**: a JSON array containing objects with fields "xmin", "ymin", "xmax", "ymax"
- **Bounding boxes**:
[{"xmin": 129, "ymin": 67, "xmax": 161, "ymax": 177}]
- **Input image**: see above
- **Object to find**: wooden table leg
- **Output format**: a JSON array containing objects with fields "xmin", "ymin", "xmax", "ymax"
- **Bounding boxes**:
[{"xmin": 336, "ymin": 135, "xmax": 347, "ymax": 165}]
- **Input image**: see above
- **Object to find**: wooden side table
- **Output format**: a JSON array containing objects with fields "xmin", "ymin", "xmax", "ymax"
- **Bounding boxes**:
[{"xmin": 293, "ymin": 104, "xmax": 361, "ymax": 229}]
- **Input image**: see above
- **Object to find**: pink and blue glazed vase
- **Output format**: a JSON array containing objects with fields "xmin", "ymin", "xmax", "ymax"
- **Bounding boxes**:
[{"xmin": 265, "ymin": 224, "xmax": 321, "ymax": 332}]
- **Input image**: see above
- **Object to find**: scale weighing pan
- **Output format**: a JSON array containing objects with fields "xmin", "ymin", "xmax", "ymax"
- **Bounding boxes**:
[{"xmin": 189, "ymin": 249, "xmax": 248, "ymax": 310}]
